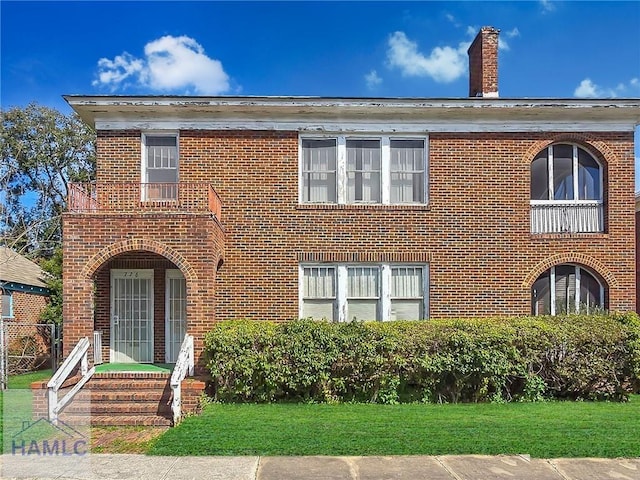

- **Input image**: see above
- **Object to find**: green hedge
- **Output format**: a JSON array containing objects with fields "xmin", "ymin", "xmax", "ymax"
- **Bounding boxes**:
[{"xmin": 204, "ymin": 313, "xmax": 640, "ymax": 404}]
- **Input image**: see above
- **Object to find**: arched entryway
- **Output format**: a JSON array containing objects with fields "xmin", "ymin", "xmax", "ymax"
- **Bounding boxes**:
[{"xmin": 92, "ymin": 251, "xmax": 192, "ymax": 364}]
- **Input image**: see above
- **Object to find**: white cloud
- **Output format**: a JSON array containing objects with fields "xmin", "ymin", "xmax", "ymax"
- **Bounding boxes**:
[
  {"xmin": 364, "ymin": 70, "xmax": 383, "ymax": 90},
  {"xmin": 386, "ymin": 31, "xmax": 469, "ymax": 83},
  {"xmin": 540, "ymin": 0, "xmax": 556, "ymax": 13},
  {"xmin": 498, "ymin": 38, "xmax": 510, "ymax": 51},
  {"xmin": 574, "ymin": 78, "xmax": 640, "ymax": 98},
  {"xmin": 506, "ymin": 27, "xmax": 520, "ymax": 38},
  {"xmin": 93, "ymin": 35, "xmax": 230, "ymax": 95}
]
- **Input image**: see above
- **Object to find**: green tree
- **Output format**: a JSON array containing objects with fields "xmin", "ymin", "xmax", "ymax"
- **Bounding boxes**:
[
  {"xmin": 39, "ymin": 246, "xmax": 63, "ymax": 325},
  {"xmin": 0, "ymin": 103, "xmax": 96, "ymax": 257}
]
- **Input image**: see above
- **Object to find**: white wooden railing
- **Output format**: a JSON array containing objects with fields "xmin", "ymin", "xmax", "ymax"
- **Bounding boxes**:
[
  {"xmin": 170, "ymin": 334, "xmax": 194, "ymax": 425},
  {"xmin": 93, "ymin": 331, "xmax": 103, "ymax": 365},
  {"xmin": 530, "ymin": 202, "xmax": 603, "ymax": 234},
  {"xmin": 47, "ymin": 337, "xmax": 95, "ymax": 424}
]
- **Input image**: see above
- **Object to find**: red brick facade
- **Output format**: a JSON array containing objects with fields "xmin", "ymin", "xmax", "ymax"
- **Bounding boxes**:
[
  {"xmin": 62, "ymin": 127, "xmax": 637, "ymax": 363},
  {"xmin": 5, "ymin": 291, "xmax": 48, "ymax": 324},
  {"xmin": 61, "ymin": 27, "xmax": 638, "ymax": 366}
]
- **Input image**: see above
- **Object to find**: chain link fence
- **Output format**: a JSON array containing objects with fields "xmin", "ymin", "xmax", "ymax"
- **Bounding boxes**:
[{"xmin": 0, "ymin": 319, "xmax": 61, "ymax": 389}]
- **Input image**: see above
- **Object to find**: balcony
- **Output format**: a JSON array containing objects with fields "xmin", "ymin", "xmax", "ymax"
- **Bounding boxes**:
[
  {"xmin": 68, "ymin": 182, "xmax": 222, "ymax": 220},
  {"xmin": 530, "ymin": 201, "xmax": 603, "ymax": 234}
]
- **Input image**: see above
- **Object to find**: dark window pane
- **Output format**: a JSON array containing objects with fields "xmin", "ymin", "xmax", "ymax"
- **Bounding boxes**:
[
  {"xmin": 531, "ymin": 271, "xmax": 551, "ymax": 315},
  {"xmin": 577, "ymin": 149, "xmax": 601, "ymax": 200},
  {"xmin": 553, "ymin": 145, "xmax": 574, "ymax": 200},
  {"xmin": 531, "ymin": 151, "xmax": 549, "ymax": 200},
  {"xmin": 579, "ymin": 269, "xmax": 602, "ymax": 313},
  {"xmin": 554, "ymin": 265, "xmax": 575, "ymax": 314}
]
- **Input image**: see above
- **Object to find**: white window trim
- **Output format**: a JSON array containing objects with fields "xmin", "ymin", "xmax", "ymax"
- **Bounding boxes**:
[
  {"xmin": 141, "ymin": 131, "xmax": 180, "ymax": 185},
  {"xmin": 530, "ymin": 143, "xmax": 603, "ymax": 204},
  {"xmin": 299, "ymin": 134, "xmax": 429, "ymax": 205},
  {"xmin": 299, "ymin": 263, "xmax": 429, "ymax": 321}
]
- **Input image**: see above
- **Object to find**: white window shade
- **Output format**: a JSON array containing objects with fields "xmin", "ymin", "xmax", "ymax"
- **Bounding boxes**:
[
  {"xmin": 302, "ymin": 267, "xmax": 336, "ymax": 320},
  {"xmin": 302, "ymin": 139, "xmax": 337, "ymax": 203},
  {"xmin": 390, "ymin": 300, "xmax": 422, "ymax": 321},
  {"xmin": 390, "ymin": 267, "xmax": 423, "ymax": 320},
  {"xmin": 390, "ymin": 140, "xmax": 425, "ymax": 203},
  {"xmin": 347, "ymin": 139, "xmax": 381, "ymax": 202},
  {"xmin": 347, "ymin": 267, "xmax": 379, "ymax": 321}
]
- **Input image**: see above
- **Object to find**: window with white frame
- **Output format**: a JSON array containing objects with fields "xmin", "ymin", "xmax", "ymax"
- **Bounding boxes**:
[
  {"xmin": 301, "ymin": 266, "xmax": 336, "ymax": 320},
  {"xmin": 1, "ymin": 290, "xmax": 13, "ymax": 318},
  {"xmin": 390, "ymin": 140, "xmax": 426, "ymax": 203},
  {"xmin": 300, "ymin": 264, "xmax": 428, "ymax": 321},
  {"xmin": 530, "ymin": 143, "xmax": 604, "ymax": 233},
  {"xmin": 347, "ymin": 266, "xmax": 380, "ymax": 321},
  {"xmin": 531, "ymin": 264, "xmax": 604, "ymax": 316},
  {"xmin": 300, "ymin": 136, "xmax": 427, "ymax": 205},
  {"xmin": 390, "ymin": 266, "xmax": 424, "ymax": 320},
  {"xmin": 301, "ymin": 139, "xmax": 337, "ymax": 203},
  {"xmin": 142, "ymin": 134, "xmax": 179, "ymax": 201}
]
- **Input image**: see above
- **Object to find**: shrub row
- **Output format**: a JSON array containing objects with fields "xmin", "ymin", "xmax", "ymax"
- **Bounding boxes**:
[{"xmin": 204, "ymin": 313, "xmax": 640, "ymax": 403}]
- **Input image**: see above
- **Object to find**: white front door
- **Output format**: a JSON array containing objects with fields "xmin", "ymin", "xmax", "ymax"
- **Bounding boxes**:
[
  {"xmin": 110, "ymin": 269, "xmax": 154, "ymax": 363},
  {"xmin": 165, "ymin": 269, "xmax": 187, "ymax": 363}
]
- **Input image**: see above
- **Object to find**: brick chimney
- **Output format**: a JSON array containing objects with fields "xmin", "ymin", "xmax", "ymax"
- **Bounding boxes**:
[{"xmin": 467, "ymin": 27, "xmax": 500, "ymax": 98}]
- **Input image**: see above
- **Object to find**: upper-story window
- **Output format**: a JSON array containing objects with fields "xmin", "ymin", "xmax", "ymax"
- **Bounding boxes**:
[
  {"xmin": 300, "ymin": 136, "xmax": 427, "ymax": 205},
  {"xmin": 142, "ymin": 134, "xmax": 179, "ymax": 201},
  {"xmin": 530, "ymin": 144, "xmax": 603, "ymax": 233}
]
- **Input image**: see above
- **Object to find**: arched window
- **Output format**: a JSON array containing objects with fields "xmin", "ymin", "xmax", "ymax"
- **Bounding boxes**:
[
  {"xmin": 530, "ymin": 144, "xmax": 604, "ymax": 233},
  {"xmin": 531, "ymin": 265, "xmax": 604, "ymax": 315}
]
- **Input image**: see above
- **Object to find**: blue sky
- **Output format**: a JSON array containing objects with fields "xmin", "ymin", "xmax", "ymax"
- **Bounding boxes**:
[{"xmin": 2, "ymin": 1, "xmax": 640, "ymax": 186}]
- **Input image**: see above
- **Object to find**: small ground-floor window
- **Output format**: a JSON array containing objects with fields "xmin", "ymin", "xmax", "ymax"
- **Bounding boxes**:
[
  {"xmin": 531, "ymin": 264, "xmax": 604, "ymax": 315},
  {"xmin": 300, "ymin": 264, "xmax": 429, "ymax": 322}
]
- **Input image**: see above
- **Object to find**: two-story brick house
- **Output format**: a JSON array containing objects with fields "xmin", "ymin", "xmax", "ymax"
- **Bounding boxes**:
[{"xmin": 62, "ymin": 27, "xmax": 640, "ymax": 373}]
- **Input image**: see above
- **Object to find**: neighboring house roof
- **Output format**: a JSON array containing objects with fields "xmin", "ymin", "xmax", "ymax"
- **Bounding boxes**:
[{"xmin": 0, "ymin": 247, "xmax": 49, "ymax": 292}]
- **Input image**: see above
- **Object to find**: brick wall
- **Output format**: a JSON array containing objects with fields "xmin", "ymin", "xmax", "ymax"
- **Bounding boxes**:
[
  {"xmin": 63, "ymin": 128, "xmax": 636, "ymax": 360},
  {"xmin": 9, "ymin": 291, "xmax": 48, "ymax": 323}
]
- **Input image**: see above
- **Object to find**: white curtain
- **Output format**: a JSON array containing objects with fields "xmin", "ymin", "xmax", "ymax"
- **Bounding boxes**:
[
  {"xmin": 346, "ymin": 140, "xmax": 381, "ymax": 202},
  {"xmin": 347, "ymin": 267, "xmax": 379, "ymax": 321},
  {"xmin": 390, "ymin": 140, "xmax": 424, "ymax": 203},
  {"xmin": 302, "ymin": 267, "xmax": 335, "ymax": 320},
  {"xmin": 390, "ymin": 267, "xmax": 423, "ymax": 320},
  {"xmin": 302, "ymin": 139, "xmax": 337, "ymax": 202}
]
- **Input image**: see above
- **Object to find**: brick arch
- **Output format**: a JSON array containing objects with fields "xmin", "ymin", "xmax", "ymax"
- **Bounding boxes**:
[
  {"xmin": 81, "ymin": 238, "xmax": 198, "ymax": 283},
  {"xmin": 521, "ymin": 253, "xmax": 617, "ymax": 289},
  {"xmin": 522, "ymin": 133, "xmax": 618, "ymax": 166}
]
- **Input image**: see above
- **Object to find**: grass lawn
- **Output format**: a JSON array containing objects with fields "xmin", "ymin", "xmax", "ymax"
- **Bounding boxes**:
[
  {"xmin": 6, "ymin": 369, "xmax": 52, "ymax": 389},
  {"xmin": 149, "ymin": 396, "xmax": 640, "ymax": 458},
  {"xmin": 0, "ymin": 370, "xmax": 53, "ymax": 449}
]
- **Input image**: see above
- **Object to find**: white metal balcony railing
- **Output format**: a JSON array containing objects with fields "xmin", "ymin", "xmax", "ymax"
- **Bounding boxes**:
[{"xmin": 530, "ymin": 202, "xmax": 603, "ymax": 234}]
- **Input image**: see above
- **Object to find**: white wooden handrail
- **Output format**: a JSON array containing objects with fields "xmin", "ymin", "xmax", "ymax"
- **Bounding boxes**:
[
  {"xmin": 170, "ymin": 334, "xmax": 194, "ymax": 425},
  {"xmin": 47, "ymin": 337, "xmax": 95, "ymax": 424}
]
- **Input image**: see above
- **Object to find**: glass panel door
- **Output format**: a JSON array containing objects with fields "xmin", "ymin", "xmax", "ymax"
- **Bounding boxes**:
[
  {"xmin": 165, "ymin": 270, "xmax": 187, "ymax": 363},
  {"xmin": 110, "ymin": 270, "xmax": 154, "ymax": 363}
]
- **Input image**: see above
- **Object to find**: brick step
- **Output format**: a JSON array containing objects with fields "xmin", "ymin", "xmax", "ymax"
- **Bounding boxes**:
[
  {"xmin": 84, "ymin": 391, "xmax": 170, "ymax": 402},
  {"xmin": 89, "ymin": 404, "xmax": 172, "ymax": 415},
  {"xmin": 89, "ymin": 414, "xmax": 172, "ymax": 427},
  {"xmin": 85, "ymin": 381, "xmax": 170, "ymax": 391}
]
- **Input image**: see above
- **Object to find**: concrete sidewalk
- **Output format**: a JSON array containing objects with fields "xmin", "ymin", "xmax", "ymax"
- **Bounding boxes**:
[{"xmin": 2, "ymin": 454, "xmax": 640, "ymax": 480}]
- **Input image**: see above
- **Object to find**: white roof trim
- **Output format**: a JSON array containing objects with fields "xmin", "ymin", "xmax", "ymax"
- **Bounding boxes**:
[{"xmin": 94, "ymin": 119, "xmax": 637, "ymax": 133}]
